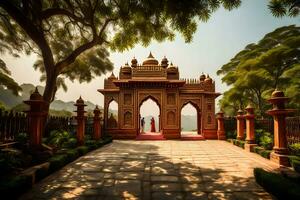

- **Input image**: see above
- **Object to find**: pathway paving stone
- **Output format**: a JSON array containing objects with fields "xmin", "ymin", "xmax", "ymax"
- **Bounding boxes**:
[{"xmin": 21, "ymin": 140, "xmax": 280, "ymax": 199}]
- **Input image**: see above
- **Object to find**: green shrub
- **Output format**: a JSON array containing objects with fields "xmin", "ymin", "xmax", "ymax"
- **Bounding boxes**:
[
  {"xmin": 0, "ymin": 149, "xmax": 32, "ymax": 175},
  {"xmin": 254, "ymin": 168, "xmax": 300, "ymax": 199},
  {"xmin": 259, "ymin": 135, "xmax": 273, "ymax": 150},
  {"xmin": 62, "ymin": 138, "xmax": 77, "ymax": 149},
  {"xmin": 102, "ymin": 136, "xmax": 113, "ymax": 144},
  {"xmin": 0, "ymin": 175, "xmax": 32, "ymax": 198},
  {"xmin": 289, "ymin": 143, "xmax": 300, "ymax": 156},
  {"xmin": 238, "ymin": 140, "xmax": 245, "ymax": 148},
  {"xmin": 48, "ymin": 154, "xmax": 69, "ymax": 172},
  {"xmin": 226, "ymin": 130, "xmax": 237, "ymax": 139},
  {"xmin": 85, "ymin": 140, "xmax": 97, "ymax": 150},
  {"xmin": 46, "ymin": 130, "xmax": 72, "ymax": 148},
  {"xmin": 15, "ymin": 133, "xmax": 28, "ymax": 144},
  {"xmin": 254, "ymin": 146, "xmax": 264, "ymax": 154},
  {"xmin": 260, "ymin": 150, "xmax": 271, "ymax": 159},
  {"xmin": 255, "ymin": 129, "xmax": 273, "ymax": 150},
  {"xmin": 66, "ymin": 149, "xmax": 79, "ymax": 162},
  {"xmin": 291, "ymin": 158, "xmax": 300, "ymax": 173},
  {"xmin": 76, "ymin": 146, "xmax": 89, "ymax": 156}
]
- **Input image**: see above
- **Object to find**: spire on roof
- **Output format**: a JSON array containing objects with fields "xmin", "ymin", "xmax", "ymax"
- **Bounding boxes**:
[{"xmin": 148, "ymin": 52, "xmax": 154, "ymax": 58}]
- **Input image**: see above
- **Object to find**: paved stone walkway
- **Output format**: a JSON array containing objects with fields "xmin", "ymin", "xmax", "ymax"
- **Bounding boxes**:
[{"xmin": 21, "ymin": 140, "xmax": 279, "ymax": 200}]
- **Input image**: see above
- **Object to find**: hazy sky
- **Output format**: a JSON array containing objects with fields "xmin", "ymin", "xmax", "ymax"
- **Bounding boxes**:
[{"xmin": 2, "ymin": 0, "xmax": 299, "ymax": 116}]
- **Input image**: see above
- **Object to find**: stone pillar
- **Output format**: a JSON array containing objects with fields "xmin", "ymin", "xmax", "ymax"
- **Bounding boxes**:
[
  {"xmin": 267, "ymin": 89, "xmax": 294, "ymax": 166},
  {"xmin": 74, "ymin": 96, "xmax": 87, "ymax": 145},
  {"xmin": 236, "ymin": 109, "xmax": 245, "ymax": 140},
  {"xmin": 93, "ymin": 106, "xmax": 102, "ymax": 140},
  {"xmin": 216, "ymin": 110, "xmax": 226, "ymax": 140},
  {"xmin": 24, "ymin": 87, "xmax": 48, "ymax": 148},
  {"xmin": 244, "ymin": 104, "xmax": 257, "ymax": 151}
]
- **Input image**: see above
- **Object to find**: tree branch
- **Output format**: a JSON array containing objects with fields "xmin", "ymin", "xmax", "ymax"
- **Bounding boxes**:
[
  {"xmin": 41, "ymin": 8, "xmax": 90, "ymax": 26},
  {"xmin": 55, "ymin": 18, "xmax": 115, "ymax": 73},
  {"xmin": 0, "ymin": 1, "xmax": 55, "ymax": 75}
]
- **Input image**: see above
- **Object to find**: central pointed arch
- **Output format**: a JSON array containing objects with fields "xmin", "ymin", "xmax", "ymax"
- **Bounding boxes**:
[{"xmin": 138, "ymin": 95, "xmax": 161, "ymax": 134}]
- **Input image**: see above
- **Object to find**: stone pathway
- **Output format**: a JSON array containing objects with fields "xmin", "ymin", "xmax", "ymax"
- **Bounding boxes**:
[{"xmin": 21, "ymin": 140, "xmax": 280, "ymax": 200}]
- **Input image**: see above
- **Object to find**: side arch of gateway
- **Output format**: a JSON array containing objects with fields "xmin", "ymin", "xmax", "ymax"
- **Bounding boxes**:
[{"xmin": 98, "ymin": 53, "xmax": 220, "ymax": 139}]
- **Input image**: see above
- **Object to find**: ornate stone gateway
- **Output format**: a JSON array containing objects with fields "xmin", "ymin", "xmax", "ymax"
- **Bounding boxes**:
[{"xmin": 98, "ymin": 53, "xmax": 220, "ymax": 139}]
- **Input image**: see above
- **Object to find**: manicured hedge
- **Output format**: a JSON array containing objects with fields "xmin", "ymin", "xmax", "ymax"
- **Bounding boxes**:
[
  {"xmin": 254, "ymin": 168, "xmax": 300, "ymax": 200},
  {"xmin": 229, "ymin": 139, "xmax": 245, "ymax": 149},
  {"xmin": 289, "ymin": 155, "xmax": 300, "ymax": 173},
  {"xmin": 0, "ymin": 175, "xmax": 33, "ymax": 199},
  {"xmin": 253, "ymin": 146, "xmax": 271, "ymax": 159}
]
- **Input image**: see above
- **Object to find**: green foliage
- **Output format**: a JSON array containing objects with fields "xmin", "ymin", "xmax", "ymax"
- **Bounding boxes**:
[
  {"xmin": 0, "ymin": 175, "xmax": 32, "ymax": 199},
  {"xmin": 255, "ymin": 129, "xmax": 273, "ymax": 150},
  {"xmin": 253, "ymin": 146, "xmax": 271, "ymax": 159},
  {"xmin": 0, "ymin": 0, "xmax": 242, "ymax": 102},
  {"xmin": 289, "ymin": 143, "xmax": 300, "ymax": 156},
  {"xmin": 46, "ymin": 130, "xmax": 73, "ymax": 148},
  {"xmin": 15, "ymin": 133, "xmax": 28, "ymax": 144},
  {"xmin": 218, "ymin": 25, "xmax": 300, "ymax": 116},
  {"xmin": 0, "ymin": 59, "xmax": 21, "ymax": 96},
  {"xmin": 254, "ymin": 168, "xmax": 300, "ymax": 199},
  {"xmin": 65, "ymin": 149, "xmax": 79, "ymax": 162},
  {"xmin": 76, "ymin": 146, "xmax": 89, "ymax": 156},
  {"xmin": 226, "ymin": 130, "xmax": 237, "ymax": 139},
  {"xmin": 62, "ymin": 138, "xmax": 77, "ymax": 149},
  {"xmin": 48, "ymin": 154, "xmax": 69, "ymax": 172},
  {"xmin": 0, "ymin": 149, "xmax": 32, "ymax": 175},
  {"xmin": 231, "ymin": 139, "xmax": 245, "ymax": 149},
  {"xmin": 85, "ymin": 140, "xmax": 98, "ymax": 150},
  {"xmin": 291, "ymin": 158, "xmax": 300, "ymax": 173},
  {"xmin": 269, "ymin": 0, "xmax": 300, "ymax": 17}
]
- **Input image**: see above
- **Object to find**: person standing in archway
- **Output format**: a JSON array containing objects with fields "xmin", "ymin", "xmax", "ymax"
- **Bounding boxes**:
[
  {"xmin": 150, "ymin": 117, "xmax": 156, "ymax": 132},
  {"xmin": 141, "ymin": 117, "xmax": 145, "ymax": 133}
]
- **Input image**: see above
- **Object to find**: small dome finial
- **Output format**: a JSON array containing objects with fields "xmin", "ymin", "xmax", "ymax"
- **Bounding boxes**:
[{"xmin": 148, "ymin": 52, "xmax": 154, "ymax": 58}]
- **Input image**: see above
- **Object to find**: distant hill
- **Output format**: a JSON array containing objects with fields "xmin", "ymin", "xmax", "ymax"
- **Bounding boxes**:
[{"xmin": 0, "ymin": 83, "xmax": 99, "ymax": 112}]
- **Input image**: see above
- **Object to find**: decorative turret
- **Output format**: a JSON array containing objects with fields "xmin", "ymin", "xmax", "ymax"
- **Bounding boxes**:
[
  {"xmin": 200, "ymin": 73, "xmax": 206, "ymax": 82},
  {"xmin": 204, "ymin": 74, "xmax": 213, "ymax": 84},
  {"xmin": 108, "ymin": 72, "xmax": 117, "ymax": 80},
  {"xmin": 142, "ymin": 52, "xmax": 159, "ymax": 66},
  {"xmin": 161, "ymin": 56, "xmax": 168, "ymax": 68},
  {"xmin": 131, "ymin": 57, "xmax": 138, "ymax": 67}
]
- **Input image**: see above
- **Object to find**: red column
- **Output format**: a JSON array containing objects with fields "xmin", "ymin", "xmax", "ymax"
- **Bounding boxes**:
[
  {"xmin": 267, "ymin": 90, "xmax": 294, "ymax": 166},
  {"xmin": 236, "ymin": 109, "xmax": 245, "ymax": 140},
  {"xmin": 93, "ymin": 106, "xmax": 102, "ymax": 140},
  {"xmin": 24, "ymin": 87, "xmax": 48, "ymax": 148},
  {"xmin": 244, "ymin": 104, "xmax": 257, "ymax": 151},
  {"xmin": 74, "ymin": 96, "xmax": 87, "ymax": 146},
  {"xmin": 216, "ymin": 111, "xmax": 226, "ymax": 140}
]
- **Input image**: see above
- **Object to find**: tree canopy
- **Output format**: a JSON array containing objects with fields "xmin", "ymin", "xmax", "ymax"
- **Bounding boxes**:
[
  {"xmin": 0, "ymin": 58, "xmax": 21, "ymax": 95},
  {"xmin": 269, "ymin": 0, "xmax": 300, "ymax": 17},
  {"xmin": 0, "ymin": 0, "xmax": 242, "ymax": 104},
  {"xmin": 217, "ymin": 25, "xmax": 300, "ymax": 117}
]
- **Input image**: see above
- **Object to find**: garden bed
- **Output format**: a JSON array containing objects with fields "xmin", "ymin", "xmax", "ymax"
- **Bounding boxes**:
[
  {"xmin": 0, "ymin": 134, "xmax": 113, "ymax": 199},
  {"xmin": 254, "ymin": 168, "xmax": 300, "ymax": 200}
]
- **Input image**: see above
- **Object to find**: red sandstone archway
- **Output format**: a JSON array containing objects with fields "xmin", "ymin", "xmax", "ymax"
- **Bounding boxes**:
[
  {"xmin": 138, "ymin": 95, "xmax": 161, "ymax": 134},
  {"xmin": 180, "ymin": 101, "xmax": 201, "ymax": 135}
]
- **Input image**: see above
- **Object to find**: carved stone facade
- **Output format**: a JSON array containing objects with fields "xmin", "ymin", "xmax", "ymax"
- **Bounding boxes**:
[{"xmin": 98, "ymin": 53, "xmax": 220, "ymax": 139}]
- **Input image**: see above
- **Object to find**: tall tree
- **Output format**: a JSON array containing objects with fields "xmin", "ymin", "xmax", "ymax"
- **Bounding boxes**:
[
  {"xmin": 0, "ymin": 0, "xmax": 242, "ymax": 110},
  {"xmin": 218, "ymin": 25, "xmax": 300, "ymax": 116}
]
